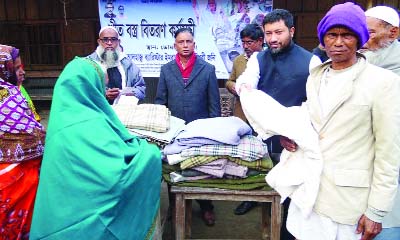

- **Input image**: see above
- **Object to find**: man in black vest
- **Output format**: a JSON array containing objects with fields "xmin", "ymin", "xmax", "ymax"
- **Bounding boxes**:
[{"xmin": 235, "ymin": 9, "xmax": 321, "ymax": 240}]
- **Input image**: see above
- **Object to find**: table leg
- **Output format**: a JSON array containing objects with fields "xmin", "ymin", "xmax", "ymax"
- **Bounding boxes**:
[
  {"xmin": 175, "ymin": 193, "xmax": 185, "ymax": 240},
  {"xmin": 271, "ymin": 197, "xmax": 282, "ymax": 240},
  {"xmin": 261, "ymin": 202, "xmax": 271, "ymax": 240},
  {"xmin": 185, "ymin": 199, "xmax": 192, "ymax": 238}
]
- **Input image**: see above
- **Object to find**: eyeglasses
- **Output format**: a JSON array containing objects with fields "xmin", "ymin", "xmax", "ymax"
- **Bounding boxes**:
[
  {"xmin": 242, "ymin": 40, "xmax": 256, "ymax": 46},
  {"xmin": 100, "ymin": 37, "xmax": 119, "ymax": 43}
]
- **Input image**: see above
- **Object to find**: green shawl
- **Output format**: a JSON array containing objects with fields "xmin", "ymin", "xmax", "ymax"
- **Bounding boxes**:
[{"xmin": 31, "ymin": 57, "xmax": 161, "ymax": 240}]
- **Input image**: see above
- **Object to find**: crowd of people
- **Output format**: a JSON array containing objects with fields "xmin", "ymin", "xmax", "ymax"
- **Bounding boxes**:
[{"xmin": 0, "ymin": 2, "xmax": 399, "ymax": 240}]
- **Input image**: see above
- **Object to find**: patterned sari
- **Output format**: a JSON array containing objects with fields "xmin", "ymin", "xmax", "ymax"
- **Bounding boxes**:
[
  {"xmin": 31, "ymin": 57, "xmax": 161, "ymax": 240},
  {"xmin": 0, "ymin": 45, "xmax": 45, "ymax": 240},
  {"xmin": 19, "ymin": 85, "xmax": 40, "ymax": 122}
]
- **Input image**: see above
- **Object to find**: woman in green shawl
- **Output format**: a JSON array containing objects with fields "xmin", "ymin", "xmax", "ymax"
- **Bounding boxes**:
[{"xmin": 30, "ymin": 57, "xmax": 161, "ymax": 239}]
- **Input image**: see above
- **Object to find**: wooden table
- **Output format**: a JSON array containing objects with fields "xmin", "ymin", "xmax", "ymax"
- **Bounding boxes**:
[{"xmin": 170, "ymin": 186, "xmax": 282, "ymax": 240}]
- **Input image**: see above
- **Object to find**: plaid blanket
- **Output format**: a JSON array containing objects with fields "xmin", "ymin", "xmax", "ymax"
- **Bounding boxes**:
[
  {"xmin": 162, "ymin": 171, "xmax": 271, "ymax": 190},
  {"xmin": 228, "ymin": 156, "xmax": 273, "ymax": 171},
  {"xmin": 180, "ymin": 135, "xmax": 269, "ymax": 161},
  {"xmin": 179, "ymin": 155, "xmax": 273, "ymax": 171},
  {"xmin": 113, "ymin": 104, "xmax": 170, "ymax": 132},
  {"xmin": 180, "ymin": 155, "xmax": 221, "ymax": 169}
]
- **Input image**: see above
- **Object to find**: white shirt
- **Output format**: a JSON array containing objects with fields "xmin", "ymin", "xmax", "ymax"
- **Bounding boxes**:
[{"xmin": 318, "ymin": 65, "xmax": 356, "ymax": 117}]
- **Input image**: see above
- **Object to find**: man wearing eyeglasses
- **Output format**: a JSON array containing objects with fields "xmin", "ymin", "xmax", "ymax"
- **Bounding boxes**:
[
  {"xmin": 225, "ymin": 23, "xmax": 265, "ymax": 216},
  {"xmin": 236, "ymin": 9, "xmax": 321, "ymax": 240},
  {"xmin": 87, "ymin": 26, "xmax": 145, "ymax": 103}
]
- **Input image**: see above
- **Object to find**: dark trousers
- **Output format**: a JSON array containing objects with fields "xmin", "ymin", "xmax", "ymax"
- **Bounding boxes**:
[
  {"xmin": 281, "ymin": 198, "xmax": 295, "ymax": 240},
  {"xmin": 197, "ymin": 200, "xmax": 214, "ymax": 211}
]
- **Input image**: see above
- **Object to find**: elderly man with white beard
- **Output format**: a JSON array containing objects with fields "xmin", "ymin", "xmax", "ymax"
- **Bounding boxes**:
[
  {"xmin": 360, "ymin": 6, "xmax": 400, "ymax": 75},
  {"xmin": 359, "ymin": 6, "xmax": 400, "ymax": 240},
  {"xmin": 87, "ymin": 26, "xmax": 145, "ymax": 104}
]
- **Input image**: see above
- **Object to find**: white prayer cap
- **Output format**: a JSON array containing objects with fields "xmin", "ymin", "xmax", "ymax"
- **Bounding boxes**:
[
  {"xmin": 365, "ymin": 6, "xmax": 399, "ymax": 27},
  {"xmin": 98, "ymin": 26, "xmax": 119, "ymax": 37}
]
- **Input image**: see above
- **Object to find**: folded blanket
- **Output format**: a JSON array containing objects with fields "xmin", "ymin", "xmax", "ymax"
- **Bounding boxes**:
[
  {"xmin": 192, "ymin": 159, "xmax": 228, "ymax": 178},
  {"xmin": 175, "ymin": 116, "xmax": 252, "ymax": 146},
  {"xmin": 166, "ymin": 153, "xmax": 189, "ymax": 165},
  {"xmin": 192, "ymin": 165, "xmax": 226, "ymax": 178},
  {"xmin": 180, "ymin": 155, "xmax": 221, "ymax": 170},
  {"xmin": 180, "ymin": 135, "xmax": 269, "ymax": 161},
  {"xmin": 129, "ymin": 116, "xmax": 185, "ymax": 144},
  {"xmin": 225, "ymin": 161, "xmax": 248, "ymax": 178},
  {"xmin": 169, "ymin": 171, "xmax": 212, "ymax": 183},
  {"xmin": 180, "ymin": 169, "xmax": 204, "ymax": 177},
  {"xmin": 228, "ymin": 156, "xmax": 273, "ymax": 171},
  {"xmin": 198, "ymin": 158, "xmax": 227, "ymax": 169},
  {"xmin": 113, "ymin": 104, "xmax": 170, "ymax": 132},
  {"xmin": 162, "ymin": 172, "xmax": 270, "ymax": 190},
  {"xmin": 162, "ymin": 139, "xmax": 190, "ymax": 155}
]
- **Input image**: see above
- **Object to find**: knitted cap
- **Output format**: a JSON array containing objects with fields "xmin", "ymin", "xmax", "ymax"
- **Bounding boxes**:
[
  {"xmin": 365, "ymin": 6, "xmax": 399, "ymax": 27},
  {"xmin": 317, "ymin": 2, "xmax": 369, "ymax": 49}
]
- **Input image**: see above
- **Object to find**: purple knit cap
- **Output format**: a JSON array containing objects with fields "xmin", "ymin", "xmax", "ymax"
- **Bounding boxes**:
[{"xmin": 317, "ymin": 2, "xmax": 369, "ymax": 49}]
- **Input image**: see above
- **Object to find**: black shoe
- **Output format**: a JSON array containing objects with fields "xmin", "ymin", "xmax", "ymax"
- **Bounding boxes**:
[{"xmin": 234, "ymin": 201, "xmax": 257, "ymax": 215}]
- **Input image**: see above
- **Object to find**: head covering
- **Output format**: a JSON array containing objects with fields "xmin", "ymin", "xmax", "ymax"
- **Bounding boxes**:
[
  {"xmin": 317, "ymin": 2, "xmax": 369, "ymax": 49},
  {"xmin": 10, "ymin": 47, "xmax": 19, "ymax": 61},
  {"xmin": 98, "ymin": 26, "xmax": 119, "ymax": 38},
  {"xmin": 0, "ymin": 45, "xmax": 17, "ymax": 84},
  {"xmin": 30, "ymin": 57, "xmax": 161, "ymax": 240},
  {"xmin": 365, "ymin": 6, "xmax": 400, "ymax": 27},
  {"xmin": 43, "ymin": 57, "xmax": 130, "ymax": 140}
]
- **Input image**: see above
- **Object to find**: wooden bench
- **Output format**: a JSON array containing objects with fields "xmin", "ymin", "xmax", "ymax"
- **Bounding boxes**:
[{"xmin": 171, "ymin": 186, "xmax": 282, "ymax": 240}]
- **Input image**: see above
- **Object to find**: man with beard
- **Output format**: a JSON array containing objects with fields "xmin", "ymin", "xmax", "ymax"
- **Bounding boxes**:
[
  {"xmin": 360, "ymin": 6, "xmax": 400, "ymax": 240},
  {"xmin": 225, "ymin": 23, "xmax": 264, "ymax": 215},
  {"xmin": 87, "ymin": 26, "xmax": 145, "ymax": 104},
  {"xmin": 360, "ymin": 6, "xmax": 400, "ymax": 75},
  {"xmin": 239, "ymin": 3, "xmax": 400, "ymax": 239},
  {"xmin": 235, "ymin": 9, "xmax": 321, "ymax": 240}
]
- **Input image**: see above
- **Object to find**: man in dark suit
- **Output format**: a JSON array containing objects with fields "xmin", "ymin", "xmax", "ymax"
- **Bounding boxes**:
[
  {"xmin": 104, "ymin": 2, "xmax": 116, "ymax": 18},
  {"xmin": 155, "ymin": 28, "xmax": 221, "ymax": 226}
]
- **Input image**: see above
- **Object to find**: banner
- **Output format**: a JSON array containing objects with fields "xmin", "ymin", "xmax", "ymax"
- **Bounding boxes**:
[{"xmin": 99, "ymin": 0, "xmax": 273, "ymax": 78}]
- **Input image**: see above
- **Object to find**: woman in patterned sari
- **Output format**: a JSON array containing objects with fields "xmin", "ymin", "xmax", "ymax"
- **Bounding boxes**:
[
  {"xmin": 0, "ymin": 45, "xmax": 45, "ymax": 239},
  {"xmin": 9, "ymin": 46, "xmax": 41, "ymax": 122},
  {"xmin": 30, "ymin": 57, "xmax": 161, "ymax": 239}
]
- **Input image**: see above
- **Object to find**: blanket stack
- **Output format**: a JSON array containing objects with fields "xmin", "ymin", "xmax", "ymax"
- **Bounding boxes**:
[
  {"xmin": 162, "ymin": 116, "xmax": 274, "ymax": 190},
  {"xmin": 113, "ymin": 104, "xmax": 185, "ymax": 148}
]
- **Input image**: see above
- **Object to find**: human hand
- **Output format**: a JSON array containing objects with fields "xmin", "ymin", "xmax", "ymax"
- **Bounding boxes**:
[
  {"xmin": 229, "ymin": 83, "xmax": 237, "ymax": 95},
  {"xmin": 356, "ymin": 214, "xmax": 382, "ymax": 240},
  {"xmin": 106, "ymin": 88, "xmax": 120, "ymax": 100},
  {"xmin": 238, "ymin": 83, "xmax": 253, "ymax": 94},
  {"xmin": 280, "ymin": 136, "xmax": 297, "ymax": 152}
]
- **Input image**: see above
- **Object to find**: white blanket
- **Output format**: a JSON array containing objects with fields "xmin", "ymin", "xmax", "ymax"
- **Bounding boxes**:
[{"xmin": 240, "ymin": 88, "xmax": 322, "ymax": 217}]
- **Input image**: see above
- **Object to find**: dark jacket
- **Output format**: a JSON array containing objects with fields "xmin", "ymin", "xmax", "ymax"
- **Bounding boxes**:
[{"xmin": 155, "ymin": 56, "xmax": 221, "ymax": 123}]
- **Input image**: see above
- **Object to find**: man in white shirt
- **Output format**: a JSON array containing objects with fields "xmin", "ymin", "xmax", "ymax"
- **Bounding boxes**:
[{"xmin": 235, "ymin": 9, "xmax": 320, "ymax": 239}]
